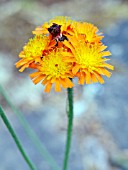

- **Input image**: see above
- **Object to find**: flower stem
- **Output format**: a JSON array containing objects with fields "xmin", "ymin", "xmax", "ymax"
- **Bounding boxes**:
[
  {"xmin": 63, "ymin": 87, "xmax": 73, "ymax": 170},
  {"xmin": 0, "ymin": 106, "xmax": 37, "ymax": 170}
]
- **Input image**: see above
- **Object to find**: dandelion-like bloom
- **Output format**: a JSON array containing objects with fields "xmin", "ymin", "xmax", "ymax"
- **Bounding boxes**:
[
  {"xmin": 64, "ymin": 36, "xmax": 114, "ymax": 84},
  {"xmin": 30, "ymin": 49, "xmax": 74, "ymax": 92},
  {"xmin": 15, "ymin": 35, "xmax": 55, "ymax": 72},
  {"xmin": 16, "ymin": 16, "xmax": 114, "ymax": 92}
]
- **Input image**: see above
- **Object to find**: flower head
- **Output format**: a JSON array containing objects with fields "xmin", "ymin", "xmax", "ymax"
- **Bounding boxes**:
[
  {"xmin": 16, "ymin": 16, "xmax": 114, "ymax": 92},
  {"xmin": 64, "ymin": 36, "xmax": 114, "ymax": 84},
  {"xmin": 30, "ymin": 48, "xmax": 74, "ymax": 92},
  {"xmin": 15, "ymin": 35, "xmax": 56, "ymax": 72}
]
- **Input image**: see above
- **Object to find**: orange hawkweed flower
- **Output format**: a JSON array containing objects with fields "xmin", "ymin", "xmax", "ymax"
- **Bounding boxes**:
[
  {"xmin": 15, "ymin": 35, "xmax": 55, "ymax": 72},
  {"xmin": 16, "ymin": 16, "xmax": 114, "ymax": 92},
  {"xmin": 64, "ymin": 36, "xmax": 114, "ymax": 85},
  {"xmin": 30, "ymin": 49, "xmax": 74, "ymax": 92}
]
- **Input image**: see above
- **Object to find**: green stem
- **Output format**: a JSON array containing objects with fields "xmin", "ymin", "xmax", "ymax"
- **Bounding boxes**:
[
  {"xmin": 0, "ymin": 106, "xmax": 37, "ymax": 170},
  {"xmin": 0, "ymin": 84, "xmax": 59, "ymax": 170},
  {"xmin": 63, "ymin": 87, "xmax": 73, "ymax": 170}
]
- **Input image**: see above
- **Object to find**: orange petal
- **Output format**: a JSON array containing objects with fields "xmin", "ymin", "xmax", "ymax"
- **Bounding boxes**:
[
  {"xmin": 32, "ymin": 30, "xmax": 43, "ymax": 35},
  {"xmin": 102, "ymin": 63, "xmax": 114, "ymax": 70},
  {"xmin": 15, "ymin": 59, "xmax": 27, "ymax": 68},
  {"xmin": 19, "ymin": 51, "xmax": 25, "ymax": 58},
  {"xmin": 57, "ymin": 42, "xmax": 63, "ymax": 48},
  {"xmin": 55, "ymin": 79, "xmax": 61, "ymax": 92},
  {"xmin": 61, "ymin": 51, "xmax": 73, "ymax": 57},
  {"xmin": 42, "ymin": 77, "xmax": 48, "ymax": 85},
  {"xmin": 50, "ymin": 77, "xmax": 56, "ymax": 83},
  {"xmin": 101, "ymin": 51, "xmax": 111, "ymax": 56},
  {"xmin": 32, "ymin": 27, "xmax": 44, "ymax": 35},
  {"xmin": 86, "ymin": 71, "xmax": 91, "ymax": 84},
  {"xmin": 65, "ymin": 78, "xmax": 74, "ymax": 88},
  {"xmin": 98, "ymin": 68, "xmax": 112, "ymax": 78},
  {"xmin": 44, "ymin": 83, "xmax": 52, "ymax": 93},
  {"xmin": 100, "ymin": 45, "xmax": 107, "ymax": 51},
  {"xmin": 30, "ymin": 72, "xmax": 41, "ymax": 79},
  {"xmin": 28, "ymin": 62, "xmax": 38, "ymax": 69},
  {"xmin": 94, "ymin": 72, "xmax": 104, "ymax": 84},
  {"xmin": 48, "ymin": 39, "xmax": 56, "ymax": 48},
  {"xmin": 78, "ymin": 74, "xmax": 85, "ymax": 85},
  {"xmin": 91, "ymin": 73, "xmax": 98, "ymax": 83},
  {"xmin": 93, "ymin": 36, "xmax": 104, "ymax": 42},
  {"xmin": 19, "ymin": 62, "xmax": 30, "ymax": 72},
  {"xmin": 60, "ymin": 78, "xmax": 68, "ymax": 88},
  {"xmin": 72, "ymin": 64, "xmax": 80, "ymax": 74},
  {"xmin": 63, "ymin": 41, "xmax": 76, "ymax": 55},
  {"xmin": 19, "ymin": 65, "xmax": 26, "ymax": 72},
  {"xmin": 33, "ymin": 75, "xmax": 45, "ymax": 84}
]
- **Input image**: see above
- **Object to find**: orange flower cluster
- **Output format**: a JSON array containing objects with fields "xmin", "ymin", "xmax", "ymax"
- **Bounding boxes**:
[{"xmin": 15, "ymin": 16, "xmax": 114, "ymax": 92}]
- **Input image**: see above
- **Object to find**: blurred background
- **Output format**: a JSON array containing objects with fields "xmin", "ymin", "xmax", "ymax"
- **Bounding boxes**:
[{"xmin": 0, "ymin": 0, "xmax": 128, "ymax": 170}]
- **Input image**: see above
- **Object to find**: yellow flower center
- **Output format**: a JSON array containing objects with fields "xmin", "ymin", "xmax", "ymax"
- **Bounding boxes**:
[
  {"xmin": 74, "ymin": 43, "xmax": 103, "ymax": 71},
  {"xmin": 41, "ymin": 49, "xmax": 70, "ymax": 78},
  {"xmin": 23, "ymin": 35, "xmax": 49, "ymax": 58}
]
